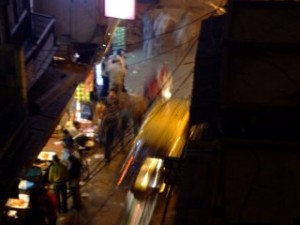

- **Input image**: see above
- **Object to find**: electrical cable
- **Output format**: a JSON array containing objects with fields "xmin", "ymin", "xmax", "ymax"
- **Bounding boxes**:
[
  {"xmin": 67, "ymin": 5, "xmax": 219, "ymax": 186},
  {"xmin": 144, "ymin": 36, "xmax": 198, "ymax": 225},
  {"xmin": 127, "ymin": 35, "xmax": 198, "ymax": 67},
  {"xmin": 32, "ymin": 9, "xmax": 217, "ymax": 54},
  {"xmin": 115, "ymin": 9, "xmax": 218, "ymax": 49},
  {"xmin": 67, "ymin": 10, "xmax": 220, "ymax": 224},
  {"xmin": 84, "ymin": 27, "xmax": 199, "ymax": 186}
]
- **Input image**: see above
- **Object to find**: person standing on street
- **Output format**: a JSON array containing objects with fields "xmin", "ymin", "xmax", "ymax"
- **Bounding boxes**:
[
  {"xmin": 48, "ymin": 154, "xmax": 69, "ymax": 213},
  {"xmin": 68, "ymin": 154, "xmax": 83, "ymax": 210}
]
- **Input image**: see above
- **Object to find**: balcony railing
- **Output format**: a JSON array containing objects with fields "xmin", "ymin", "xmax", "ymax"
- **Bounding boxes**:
[
  {"xmin": 24, "ymin": 13, "xmax": 57, "ymax": 89},
  {"xmin": 10, "ymin": 11, "xmax": 57, "ymax": 89}
]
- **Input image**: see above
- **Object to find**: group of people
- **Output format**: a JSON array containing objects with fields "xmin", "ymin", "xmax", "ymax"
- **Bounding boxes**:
[
  {"xmin": 22, "ymin": 47, "xmax": 171, "ymax": 224},
  {"xmin": 98, "ymin": 85, "xmax": 146, "ymax": 165},
  {"xmin": 48, "ymin": 153, "xmax": 83, "ymax": 213},
  {"xmin": 100, "ymin": 48, "xmax": 128, "ymax": 99},
  {"xmin": 22, "ymin": 49, "xmax": 130, "ymax": 224},
  {"xmin": 52, "ymin": 121, "xmax": 87, "ymax": 212},
  {"xmin": 98, "ymin": 48, "xmax": 158, "ymax": 164},
  {"xmin": 23, "ymin": 153, "xmax": 83, "ymax": 225},
  {"xmin": 98, "ymin": 89, "xmax": 123, "ymax": 164},
  {"xmin": 98, "ymin": 49, "xmax": 131, "ymax": 163},
  {"xmin": 23, "ymin": 122, "xmax": 85, "ymax": 225}
]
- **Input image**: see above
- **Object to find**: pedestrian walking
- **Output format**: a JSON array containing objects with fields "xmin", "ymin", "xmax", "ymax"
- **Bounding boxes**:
[
  {"xmin": 48, "ymin": 154, "xmax": 69, "ymax": 213},
  {"xmin": 106, "ymin": 57, "xmax": 127, "ymax": 97},
  {"xmin": 100, "ymin": 89, "xmax": 120, "ymax": 163},
  {"xmin": 118, "ymin": 93, "xmax": 131, "ymax": 150},
  {"xmin": 143, "ymin": 11, "xmax": 154, "ymax": 57},
  {"xmin": 68, "ymin": 154, "xmax": 83, "ymax": 210}
]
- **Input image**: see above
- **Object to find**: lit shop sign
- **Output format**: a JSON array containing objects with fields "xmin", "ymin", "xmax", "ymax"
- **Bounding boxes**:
[
  {"xmin": 104, "ymin": 0, "xmax": 136, "ymax": 20},
  {"xmin": 95, "ymin": 62, "xmax": 104, "ymax": 86}
]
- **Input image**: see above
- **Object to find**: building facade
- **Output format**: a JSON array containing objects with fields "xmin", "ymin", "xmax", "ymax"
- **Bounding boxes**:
[{"xmin": 0, "ymin": 0, "xmax": 94, "ymax": 218}]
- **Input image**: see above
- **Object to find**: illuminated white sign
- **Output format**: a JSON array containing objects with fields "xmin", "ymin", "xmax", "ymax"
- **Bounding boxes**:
[
  {"xmin": 95, "ymin": 62, "xmax": 103, "ymax": 86},
  {"xmin": 105, "ymin": 0, "xmax": 136, "ymax": 20}
]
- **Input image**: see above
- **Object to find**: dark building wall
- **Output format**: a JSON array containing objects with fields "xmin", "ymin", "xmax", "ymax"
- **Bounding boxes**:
[
  {"xmin": 185, "ymin": 1, "xmax": 300, "ymax": 225},
  {"xmin": 213, "ymin": 144, "xmax": 300, "ymax": 225},
  {"xmin": 0, "ymin": 46, "xmax": 28, "ymax": 154}
]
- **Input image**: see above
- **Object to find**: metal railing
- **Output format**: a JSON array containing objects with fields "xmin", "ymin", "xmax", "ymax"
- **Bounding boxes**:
[{"xmin": 24, "ymin": 13, "xmax": 57, "ymax": 89}]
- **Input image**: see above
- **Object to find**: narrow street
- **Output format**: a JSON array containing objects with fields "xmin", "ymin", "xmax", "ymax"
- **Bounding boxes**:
[
  {"xmin": 44, "ymin": 43, "xmax": 197, "ymax": 224},
  {"xmin": 40, "ymin": 8, "xmax": 206, "ymax": 223},
  {"xmin": 2, "ymin": 1, "xmax": 299, "ymax": 225}
]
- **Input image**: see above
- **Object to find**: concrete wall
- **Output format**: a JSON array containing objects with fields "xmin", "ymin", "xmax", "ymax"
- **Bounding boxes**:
[{"xmin": 33, "ymin": 0, "xmax": 102, "ymax": 43}]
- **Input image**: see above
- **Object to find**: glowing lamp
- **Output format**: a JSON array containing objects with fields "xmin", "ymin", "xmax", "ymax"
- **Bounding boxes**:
[{"xmin": 105, "ymin": 0, "xmax": 136, "ymax": 20}]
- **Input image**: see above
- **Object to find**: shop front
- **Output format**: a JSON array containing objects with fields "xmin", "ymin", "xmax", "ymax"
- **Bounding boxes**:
[{"xmin": 1, "ymin": 68, "xmax": 100, "ymax": 224}]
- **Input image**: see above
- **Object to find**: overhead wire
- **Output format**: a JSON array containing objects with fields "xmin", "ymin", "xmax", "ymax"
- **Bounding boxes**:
[
  {"xmin": 111, "ymin": 28, "xmax": 200, "ymax": 188},
  {"xmin": 62, "ymin": 7, "xmax": 219, "ymax": 223},
  {"xmin": 82, "ymin": 26, "xmax": 199, "ymax": 186},
  {"xmin": 114, "ymin": 9, "xmax": 218, "ymax": 49},
  {"xmin": 15, "ymin": 5, "xmax": 224, "ymax": 225},
  {"xmin": 77, "ymin": 5, "xmax": 229, "ymax": 225},
  {"xmin": 32, "ymin": 9, "xmax": 217, "ymax": 54},
  {"xmin": 74, "ymin": 8, "xmax": 223, "ymax": 225},
  {"xmin": 127, "ymin": 35, "xmax": 198, "ymax": 67},
  {"xmin": 64, "ymin": 7, "xmax": 218, "ymax": 185}
]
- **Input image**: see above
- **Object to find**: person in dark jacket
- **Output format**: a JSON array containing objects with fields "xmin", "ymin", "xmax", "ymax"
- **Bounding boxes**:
[
  {"xmin": 100, "ymin": 89, "xmax": 120, "ymax": 163},
  {"xmin": 68, "ymin": 154, "xmax": 83, "ymax": 210}
]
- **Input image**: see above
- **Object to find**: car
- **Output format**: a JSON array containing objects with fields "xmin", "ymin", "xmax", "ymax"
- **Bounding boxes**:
[
  {"xmin": 118, "ymin": 98, "xmax": 190, "ymax": 198},
  {"xmin": 131, "ymin": 157, "xmax": 164, "ymax": 198}
]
